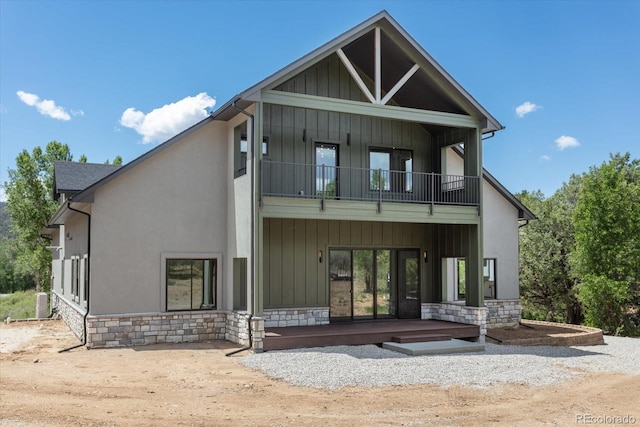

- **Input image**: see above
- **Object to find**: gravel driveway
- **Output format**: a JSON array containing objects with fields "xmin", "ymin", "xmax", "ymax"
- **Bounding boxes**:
[{"xmin": 240, "ymin": 336, "xmax": 640, "ymax": 389}]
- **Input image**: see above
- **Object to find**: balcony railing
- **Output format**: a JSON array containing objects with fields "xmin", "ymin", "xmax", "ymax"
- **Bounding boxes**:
[{"xmin": 261, "ymin": 160, "xmax": 480, "ymax": 209}]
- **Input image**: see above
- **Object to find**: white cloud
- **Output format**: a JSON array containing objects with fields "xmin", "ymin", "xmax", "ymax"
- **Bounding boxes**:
[
  {"xmin": 16, "ymin": 90, "xmax": 72, "ymax": 121},
  {"xmin": 515, "ymin": 101, "xmax": 541, "ymax": 118},
  {"xmin": 0, "ymin": 187, "xmax": 6, "ymax": 203},
  {"xmin": 555, "ymin": 135, "xmax": 580, "ymax": 150},
  {"xmin": 540, "ymin": 155, "xmax": 550, "ymax": 161},
  {"xmin": 119, "ymin": 93, "xmax": 216, "ymax": 144}
]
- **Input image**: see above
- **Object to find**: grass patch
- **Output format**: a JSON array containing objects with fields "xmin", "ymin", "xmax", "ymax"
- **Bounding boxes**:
[{"xmin": 0, "ymin": 290, "xmax": 38, "ymax": 320}]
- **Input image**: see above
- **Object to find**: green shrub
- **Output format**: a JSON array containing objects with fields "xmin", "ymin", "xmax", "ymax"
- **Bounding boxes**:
[
  {"xmin": 577, "ymin": 275, "xmax": 632, "ymax": 335},
  {"xmin": 0, "ymin": 290, "xmax": 37, "ymax": 320}
]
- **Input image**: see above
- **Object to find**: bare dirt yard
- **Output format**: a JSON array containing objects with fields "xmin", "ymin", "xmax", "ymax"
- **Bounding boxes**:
[{"xmin": 1, "ymin": 320, "xmax": 638, "ymax": 426}]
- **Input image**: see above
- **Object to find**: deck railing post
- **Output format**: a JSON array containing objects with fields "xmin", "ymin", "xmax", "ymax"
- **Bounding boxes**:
[
  {"xmin": 430, "ymin": 173, "xmax": 434, "ymax": 215},
  {"xmin": 321, "ymin": 164, "xmax": 326, "ymax": 211},
  {"xmin": 259, "ymin": 160, "xmax": 265, "ymax": 206},
  {"xmin": 377, "ymin": 168, "xmax": 382, "ymax": 213}
]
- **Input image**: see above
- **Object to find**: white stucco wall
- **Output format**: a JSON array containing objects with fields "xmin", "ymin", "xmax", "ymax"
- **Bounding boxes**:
[
  {"xmin": 446, "ymin": 147, "xmax": 520, "ymax": 300},
  {"xmin": 89, "ymin": 121, "xmax": 228, "ymax": 315},
  {"xmin": 225, "ymin": 108, "xmax": 255, "ymax": 311}
]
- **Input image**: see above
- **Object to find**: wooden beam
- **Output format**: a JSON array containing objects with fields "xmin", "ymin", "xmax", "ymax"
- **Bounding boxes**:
[
  {"xmin": 375, "ymin": 27, "xmax": 381, "ymax": 103},
  {"xmin": 262, "ymin": 90, "xmax": 480, "ymax": 128},
  {"xmin": 381, "ymin": 64, "xmax": 420, "ymax": 105},
  {"xmin": 336, "ymin": 48, "xmax": 376, "ymax": 104}
]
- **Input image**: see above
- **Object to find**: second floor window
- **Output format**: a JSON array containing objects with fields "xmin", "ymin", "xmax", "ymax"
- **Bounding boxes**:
[
  {"xmin": 235, "ymin": 133, "xmax": 269, "ymax": 178},
  {"xmin": 369, "ymin": 148, "xmax": 413, "ymax": 192}
]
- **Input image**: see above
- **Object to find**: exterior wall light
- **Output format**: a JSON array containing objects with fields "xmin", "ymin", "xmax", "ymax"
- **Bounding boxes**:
[{"xmin": 318, "ymin": 250, "xmax": 323, "ymax": 263}]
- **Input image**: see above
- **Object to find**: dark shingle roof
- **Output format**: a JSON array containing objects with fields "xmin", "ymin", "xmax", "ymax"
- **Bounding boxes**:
[{"xmin": 53, "ymin": 161, "xmax": 122, "ymax": 200}]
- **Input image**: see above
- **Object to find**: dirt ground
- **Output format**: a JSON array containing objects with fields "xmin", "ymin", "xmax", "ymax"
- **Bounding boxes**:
[{"xmin": 1, "ymin": 321, "xmax": 638, "ymax": 426}]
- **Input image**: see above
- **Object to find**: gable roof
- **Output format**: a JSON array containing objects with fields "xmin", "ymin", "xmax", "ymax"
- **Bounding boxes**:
[
  {"xmin": 211, "ymin": 10, "xmax": 503, "ymax": 133},
  {"xmin": 53, "ymin": 161, "xmax": 122, "ymax": 201},
  {"xmin": 59, "ymin": 11, "xmax": 505, "ymax": 208}
]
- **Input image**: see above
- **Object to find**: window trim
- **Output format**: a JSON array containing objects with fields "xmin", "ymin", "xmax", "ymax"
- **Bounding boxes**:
[{"xmin": 161, "ymin": 252, "xmax": 222, "ymax": 312}]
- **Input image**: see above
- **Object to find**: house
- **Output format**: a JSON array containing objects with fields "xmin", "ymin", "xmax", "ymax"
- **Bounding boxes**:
[{"xmin": 45, "ymin": 11, "xmax": 534, "ymax": 350}]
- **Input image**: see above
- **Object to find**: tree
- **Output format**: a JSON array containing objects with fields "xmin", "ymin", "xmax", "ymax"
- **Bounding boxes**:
[
  {"xmin": 0, "ymin": 240, "xmax": 33, "ymax": 293},
  {"xmin": 574, "ymin": 153, "xmax": 640, "ymax": 334},
  {"xmin": 104, "ymin": 155, "xmax": 123, "ymax": 165},
  {"xmin": 517, "ymin": 178, "xmax": 582, "ymax": 323},
  {"xmin": 4, "ymin": 141, "xmax": 72, "ymax": 291}
]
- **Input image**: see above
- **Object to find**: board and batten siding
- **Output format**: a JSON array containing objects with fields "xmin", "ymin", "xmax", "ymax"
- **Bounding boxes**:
[
  {"xmin": 266, "ymin": 52, "xmax": 433, "ymax": 169},
  {"xmin": 275, "ymin": 53, "xmax": 371, "ymax": 102},
  {"xmin": 263, "ymin": 219, "xmax": 474, "ymax": 309}
]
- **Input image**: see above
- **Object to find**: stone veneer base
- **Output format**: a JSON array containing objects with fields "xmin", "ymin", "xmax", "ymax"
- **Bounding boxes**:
[
  {"xmin": 51, "ymin": 290, "xmax": 264, "ymax": 351},
  {"xmin": 485, "ymin": 299, "xmax": 522, "ymax": 328},
  {"xmin": 263, "ymin": 307, "xmax": 330, "ymax": 328},
  {"xmin": 51, "ymin": 291, "xmax": 85, "ymax": 339},
  {"xmin": 422, "ymin": 302, "xmax": 488, "ymax": 339}
]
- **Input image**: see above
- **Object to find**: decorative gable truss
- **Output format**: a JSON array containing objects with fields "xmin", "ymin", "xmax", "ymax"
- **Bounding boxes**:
[{"xmin": 337, "ymin": 27, "xmax": 420, "ymax": 106}]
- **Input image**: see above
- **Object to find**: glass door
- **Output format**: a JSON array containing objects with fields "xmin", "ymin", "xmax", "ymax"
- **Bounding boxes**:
[
  {"xmin": 329, "ymin": 250, "xmax": 352, "ymax": 320},
  {"xmin": 330, "ymin": 249, "xmax": 416, "ymax": 320},
  {"xmin": 316, "ymin": 143, "xmax": 338, "ymax": 198},
  {"xmin": 376, "ymin": 250, "xmax": 394, "ymax": 318},
  {"xmin": 353, "ymin": 250, "xmax": 374, "ymax": 319},
  {"xmin": 397, "ymin": 250, "xmax": 420, "ymax": 318}
]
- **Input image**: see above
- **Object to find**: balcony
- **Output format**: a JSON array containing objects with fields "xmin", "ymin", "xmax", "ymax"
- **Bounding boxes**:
[{"xmin": 261, "ymin": 160, "xmax": 479, "ymax": 211}]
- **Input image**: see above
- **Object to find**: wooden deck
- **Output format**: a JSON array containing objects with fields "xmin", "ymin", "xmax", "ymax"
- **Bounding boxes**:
[{"xmin": 263, "ymin": 319, "xmax": 480, "ymax": 351}]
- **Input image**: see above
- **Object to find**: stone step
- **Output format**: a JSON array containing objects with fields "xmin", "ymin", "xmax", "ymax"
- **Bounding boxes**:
[
  {"xmin": 391, "ymin": 333, "xmax": 451, "ymax": 343},
  {"xmin": 383, "ymin": 339, "xmax": 485, "ymax": 356}
]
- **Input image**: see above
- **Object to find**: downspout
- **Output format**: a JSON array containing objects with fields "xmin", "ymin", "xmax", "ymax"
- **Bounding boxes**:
[
  {"xmin": 59, "ymin": 201, "xmax": 91, "ymax": 353},
  {"xmin": 481, "ymin": 131, "xmax": 496, "ymax": 141},
  {"xmin": 518, "ymin": 220, "xmax": 530, "ymax": 229},
  {"xmin": 226, "ymin": 100, "xmax": 255, "ymax": 356}
]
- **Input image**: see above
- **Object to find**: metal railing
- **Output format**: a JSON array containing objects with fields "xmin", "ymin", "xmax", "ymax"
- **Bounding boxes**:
[{"xmin": 261, "ymin": 160, "xmax": 480, "ymax": 209}]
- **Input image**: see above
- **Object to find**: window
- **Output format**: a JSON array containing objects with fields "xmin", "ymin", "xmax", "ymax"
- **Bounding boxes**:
[
  {"xmin": 234, "ymin": 123, "xmax": 248, "ymax": 178},
  {"xmin": 316, "ymin": 143, "xmax": 338, "ymax": 197},
  {"xmin": 166, "ymin": 259, "xmax": 216, "ymax": 311},
  {"xmin": 457, "ymin": 258, "xmax": 466, "ymax": 299},
  {"xmin": 71, "ymin": 257, "xmax": 80, "ymax": 301},
  {"xmin": 233, "ymin": 258, "xmax": 247, "ymax": 310},
  {"xmin": 235, "ymin": 123, "xmax": 269, "ymax": 178},
  {"xmin": 483, "ymin": 258, "xmax": 496, "ymax": 299},
  {"xmin": 370, "ymin": 150, "xmax": 390, "ymax": 191},
  {"xmin": 369, "ymin": 148, "xmax": 413, "ymax": 192},
  {"xmin": 83, "ymin": 256, "xmax": 89, "ymax": 304}
]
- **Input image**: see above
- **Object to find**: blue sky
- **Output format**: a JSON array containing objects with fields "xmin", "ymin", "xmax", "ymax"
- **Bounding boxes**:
[{"xmin": 1, "ymin": 0, "xmax": 638, "ymax": 201}]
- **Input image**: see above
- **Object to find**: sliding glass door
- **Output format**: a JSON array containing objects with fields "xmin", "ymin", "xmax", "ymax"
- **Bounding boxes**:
[{"xmin": 329, "ymin": 249, "xmax": 418, "ymax": 320}]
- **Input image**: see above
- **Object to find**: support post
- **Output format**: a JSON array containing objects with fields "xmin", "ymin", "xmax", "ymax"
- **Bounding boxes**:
[{"xmin": 464, "ymin": 127, "xmax": 483, "ymax": 307}]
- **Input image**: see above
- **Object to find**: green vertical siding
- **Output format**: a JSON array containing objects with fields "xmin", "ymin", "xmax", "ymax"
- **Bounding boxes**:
[
  {"xmin": 275, "ymin": 54, "xmax": 370, "ymax": 103},
  {"xmin": 263, "ymin": 103, "xmax": 432, "ymax": 174},
  {"xmin": 264, "ymin": 219, "xmax": 471, "ymax": 309}
]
